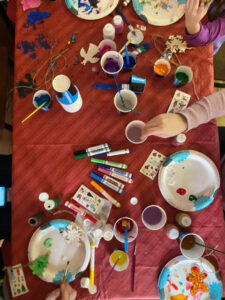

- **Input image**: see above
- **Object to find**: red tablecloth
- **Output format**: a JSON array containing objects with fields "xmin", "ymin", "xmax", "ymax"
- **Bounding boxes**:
[{"xmin": 10, "ymin": 0, "xmax": 225, "ymax": 299}]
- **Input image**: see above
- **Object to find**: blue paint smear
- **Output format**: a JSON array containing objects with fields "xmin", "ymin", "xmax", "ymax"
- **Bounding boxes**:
[
  {"xmin": 177, "ymin": 0, "xmax": 186, "ymax": 4},
  {"xmin": 193, "ymin": 195, "xmax": 213, "ymax": 211},
  {"xmin": 132, "ymin": 0, "xmax": 144, "ymax": 15},
  {"xmin": 40, "ymin": 220, "xmax": 71, "ymax": 231},
  {"xmin": 158, "ymin": 267, "xmax": 170, "ymax": 300},
  {"xmin": 163, "ymin": 150, "xmax": 190, "ymax": 167},
  {"xmin": 17, "ymin": 41, "xmax": 36, "ymax": 54},
  {"xmin": 36, "ymin": 34, "xmax": 50, "ymax": 50},
  {"xmin": 213, "ymin": 188, "xmax": 219, "ymax": 200},
  {"xmin": 209, "ymin": 282, "xmax": 223, "ymax": 300},
  {"xmin": 27, "ymin": 9, "xmax": 51, "ymax": 30},
  {"xmin": 53, "ymin": 271, "xmax": 73, "ymax": 285}
]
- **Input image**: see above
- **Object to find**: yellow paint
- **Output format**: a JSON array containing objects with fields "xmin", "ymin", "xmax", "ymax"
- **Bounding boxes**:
[{"xmin": 110, "ymin": 250, "xmax": 128, "ymax": 267}]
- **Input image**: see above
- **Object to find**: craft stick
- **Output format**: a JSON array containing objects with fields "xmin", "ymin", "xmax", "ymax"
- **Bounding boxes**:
[
  {"xmin": 119, "ymin": 41, "xmax": 130, "ymax": 54},
  {"xmin": 21, "ymin": 102, "xmax": 47, "ymax": 123}
]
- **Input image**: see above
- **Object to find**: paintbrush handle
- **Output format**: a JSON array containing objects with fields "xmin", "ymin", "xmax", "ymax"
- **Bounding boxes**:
[
  {"xmin": 131, "ymin": 242, "xmax": 136, "ymax": 292},
  {"xmin": 195, "ymin": 242, "xmax": 225, "ymax": 255},
  {"xmin": 21, "ymin": 102, "xmax": 47, "ymax": 123},
  {"xmin": 94, "ymin": 258, "xmax": 120, "ymax": 299},
  {"xmin": 124, "ymin": 227, "xmax": 128, "ymax": 253},
  {"xmin": 116, "ymin": 8, "xmax": 129, "ymax": 26}
]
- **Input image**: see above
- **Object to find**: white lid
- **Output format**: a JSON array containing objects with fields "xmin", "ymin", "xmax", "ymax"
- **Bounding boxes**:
[
  {"xmin": 168, "ymin": 228, "xmax": 179, "ymax": 239},
  {"xmin": 103, "ymin": 230, "xmax": 114, "ymax": 241},
  {"xmin": 44, "ymin": 199, "xmax": 55, "ymax": 211},
  {"xmin": 93, "ymin": 228, "xmax": 103, "ymax": 239},
  {"xmin": 88, "ymin": 284, "xmax": 97, "ymax": 294},
  {"xmin": 39, "ymin": 192, "xmax": 49, "ymax": 202},
  {"xmin": 113, "ymin": 15, "xmax": 122, "ymax": 26},
  {"xmin": 103, "ymin": 23, "xmax": 114, "ymax": 34},
  {"xmin": 130, "ymin": 197, "xmax": 138, "ymax": 205},
  {"xmin": 176, "ymin": 133, "xmax": 186, "ymax": 143},
  {"xmin": 80, "ymin": 277, "xmax": 90, "ymax": 288},
  {"xmin": 182, "ymin": 216, "xmax": 192, "ymax": 227}
]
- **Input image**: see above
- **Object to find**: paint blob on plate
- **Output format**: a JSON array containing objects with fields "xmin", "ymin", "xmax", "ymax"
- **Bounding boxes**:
[{"xmin": 176, "ymin": 188, "xmax": 186, "ymax": 196}]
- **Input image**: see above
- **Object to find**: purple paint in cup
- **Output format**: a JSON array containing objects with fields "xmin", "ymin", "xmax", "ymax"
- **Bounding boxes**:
[
  {"xmin": 125, "ymin": 120, "xmax": 146, "ymax": 144},
  {"xmin": 141, "ymin": 205, "xmax": 167, "ymax": 230}
]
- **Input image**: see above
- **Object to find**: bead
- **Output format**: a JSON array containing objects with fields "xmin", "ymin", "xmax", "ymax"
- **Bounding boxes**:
[{"xmin": 189, "ymin": 195, "xmax": 197, "ymax": 201}]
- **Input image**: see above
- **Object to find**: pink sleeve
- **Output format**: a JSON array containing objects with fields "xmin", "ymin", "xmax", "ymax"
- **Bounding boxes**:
[{"xmin": 178, "ymin": 90, "xmax": 225, "ymax": 131}]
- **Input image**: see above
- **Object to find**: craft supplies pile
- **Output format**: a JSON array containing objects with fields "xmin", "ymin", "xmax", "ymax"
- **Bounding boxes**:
[{"xmin": 9, "ymin": 0, "xmax": 225, "ymax": 299}]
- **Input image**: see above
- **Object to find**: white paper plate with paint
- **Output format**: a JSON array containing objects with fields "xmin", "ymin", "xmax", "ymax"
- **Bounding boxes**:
[
  {"xmin": 158, "ymin": 150, "xmax": 220, "ymax": 212},
  {"xmin": 158, "ymin": 255, "xmax": 222, "ymax": 300},
  {"xmin": 28, "ymin": 219, "xmax": 90, "ymax": 284},
  {"xmin": 65, "ymin": 0, "xmax": 119, "ymax": 20},
  {"xmin": 132, "ymin": 0, "xmax": 186, "ymax": 26}
]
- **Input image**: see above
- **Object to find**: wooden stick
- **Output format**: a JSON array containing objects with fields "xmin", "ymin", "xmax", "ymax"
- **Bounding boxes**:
[
  {"xmin": 21, "ymin": 102, "xmax": 47, "ymax": 124},
  {"xmin": 195, "ymin": 242, "xmax": 225, "ymax": 256}
]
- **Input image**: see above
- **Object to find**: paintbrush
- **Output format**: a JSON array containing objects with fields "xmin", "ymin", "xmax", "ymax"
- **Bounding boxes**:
[
  {"xmin": 21, "ymin": 102, "xmax": 47, "ymax": 123},
  {"xmin": 122, "ymin": 220, "xmax": 130, "ymax": 253},
  {"xmin": 116, "ymin": 8, "xmax": 136, "ymax": 37},
  {"xmin": 94, "ymin": 257, "xmax": 120, "ymax": 299},
  {"xmin": 119, "ymin": 40, "xmax": 131, "ymax": 54},
  {"xmin": 124, "ymin": 45, "xmax": 130, "ymax": 66},
  {"xmin": 113, "ymin": 76, "xmax": 140, "ymax": 114},
  {"xmin": 131, "ymin": 241, "xmax": 136, "ymax": 292},
  {"xmin": 62, "ymin": 261, "xmax": 70, "ymax": 284}
]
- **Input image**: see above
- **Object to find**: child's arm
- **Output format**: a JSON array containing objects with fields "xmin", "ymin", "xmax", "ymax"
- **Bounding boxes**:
[
  {"xmin": 141, "ymin": 90, "xmax": 225, "ymax": 139},
  {"xmin": 185, "ymin": 0, "xmax": 225, "ymax": 46}
]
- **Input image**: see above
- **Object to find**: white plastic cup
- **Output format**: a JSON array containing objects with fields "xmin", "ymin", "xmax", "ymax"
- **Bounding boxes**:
[
  {"xmin": 113, "ymin": 217, "xmax": 138, "ymax": 244},
  {"xmin": 180, "ymin": 233, "xmax": 205, "ymax": 259},
  {"xmin": 100, "ymin": 51, "xmax": 124, "ymax": 77},
  {"xmin": 98, "ymin": 39, "xmax": 117, "ymax": 56},
  {"xmin": 109, "ymin": 250, "xmax": 129, "ymax": 272},
  {"xmin": 173, "ymin": 65, "xmax": 193, "ymax": 86},
  {"xmin": 154, "ymin": 58, "xmax": 171, "ymax": 77},
  {"xmin": 103, "ymin": 224, "xmax": 114, "ymax": 241},
  {"xmin": 141, "ymin": 205, "xmax": 167, "ymax": 230},
  {"xmin": 93, "ymin": 228, "xmax": 103, "ymax": 240},
  {"xmin": 127, "ymin": 29, "xmax": 144, "ymax": 47},
  {"xmin": 33, "ymin": 90, "xmax": 51, "ymax": 111},
  {"xmin": 52, "ymin": 74, "xmax": 83, "ymax": 113},
  {"xmin": 114, "ymin": 90, "xmax": 137, "ymax": 114},
  {"xmin": 125, "ymin": 120, "xmax": 146, "ymax": 144}
]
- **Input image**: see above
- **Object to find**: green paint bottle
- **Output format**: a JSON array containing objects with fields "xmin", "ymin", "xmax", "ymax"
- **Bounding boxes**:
[{"xmin": 176, "ymin": 213, "xmax": 192, "ymax": 228}]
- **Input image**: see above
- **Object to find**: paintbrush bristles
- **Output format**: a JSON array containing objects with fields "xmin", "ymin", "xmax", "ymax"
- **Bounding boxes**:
[{"xmin": 122, "ymin": 220, "xmax": 130, "ymax": 229}]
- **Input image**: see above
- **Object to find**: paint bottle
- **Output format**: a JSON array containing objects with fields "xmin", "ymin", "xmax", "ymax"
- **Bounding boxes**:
[
  {"xmin": 176, "ymin": 213, "xmax": 192, "ymax": 228},
  {"xmin": 112, "ymin": 15, "xmax": 124, "ymax": 35},
  {"xmin": 44, "ymin": 198, "xmax": 60, "ymax": 211},
  {"xmin": 172, "ymin": 133, "xmax": 186, "ymax": 146},
  {"xmin": 165, "ymin": 224, "xmax": 179, "ymax": 239},
  {"xmin": 52, "ymin": 74, "xmax": 83, "ymax": 113},
  {"xmin": 103, "ymin": 23, "xmax": 115, "ymax": 40},
  {"xmin": 39, "ymin": 192, "xmax": 49, "ymax": 202},
  {"xmin": 28, "ymin": 213, "xmax": 45, "ymax": 226}
]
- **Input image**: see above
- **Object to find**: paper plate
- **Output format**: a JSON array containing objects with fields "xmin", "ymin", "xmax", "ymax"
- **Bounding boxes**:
[
  {"xmin": 28, "ymin": 219, "xmax": 90, "ymax": 284},
  {"xmin": 158, "ymin": 255, "xmax": 222, "ymax": 300},
  {"xmin": 158, "ymin": 150, "xmax": 220, "ymax": 212},
  {"xmin": 132, "ymin": 0, "xmax": 186, "ymax": 26},
  {"xmin": 65, "ymin": 0, "xmax": 119, "ymax": 20}
]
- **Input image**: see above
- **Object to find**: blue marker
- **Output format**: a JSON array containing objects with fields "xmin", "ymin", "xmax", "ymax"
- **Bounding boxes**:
[
  {"xmin": 97, "ymin": 164, "xmax": 133, "ymax": 178},
  {"xmin": 90, "ymin": 172, "xmax": 124, "ymax": 194}
]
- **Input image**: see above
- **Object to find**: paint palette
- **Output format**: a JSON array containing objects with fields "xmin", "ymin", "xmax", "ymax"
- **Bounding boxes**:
[
  {"xmin": 132, "ymin": 0, "xmax": 186, "ymax": 26},
  {"xmin": 158, "ymin": 150, "xmax": 220, "ymax": 211},
  {"xmin": 158, "ymin": 255, "xmax": 222, "ymax": 300},
  {"xmin": 28, "ymin": 219, "xmax": 90, "ymax": 284},
  {"xmin": 65, "ymin": 0, "xmax": 119, "ymax": 20}
]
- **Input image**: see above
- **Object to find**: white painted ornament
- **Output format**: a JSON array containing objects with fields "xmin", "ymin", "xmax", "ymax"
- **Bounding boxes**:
[
  {"xmin": 165, "ymin": 35, "xmax": 192, "ymax": 54},
  {"xmin": 61, "ymin": 223, "xmax": 84, "ymax": 244},
  {"xmin": 80, "ymin": 43, "xmax": 100, "ymax": 65}
]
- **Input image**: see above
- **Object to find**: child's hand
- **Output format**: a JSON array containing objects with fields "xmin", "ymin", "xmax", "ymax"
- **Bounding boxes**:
[
  {"xmin": 60, "ymin": 283, "xmax": 77, "ymax": 300},
  {"xmin": 185, "ymin": 0, "xmax": 210, "ymax": 34},
  {"xmin": 141, "ymin": 113, "xmax": 187, "ymax": 139}
]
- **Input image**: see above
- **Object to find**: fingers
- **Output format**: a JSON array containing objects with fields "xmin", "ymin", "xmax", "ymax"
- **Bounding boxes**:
[
  {"xmin": 45, "ymin": 288, "xmax": 60, "ymax": 300},
  {"xmin": 60, "ymin": 283, "xmax": 77, "ymax": 300}
]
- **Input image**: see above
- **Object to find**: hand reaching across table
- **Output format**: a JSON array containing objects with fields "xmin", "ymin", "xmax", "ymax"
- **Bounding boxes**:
[{"xmin": 46, "ymin": 283, "xmax": 77, "ymax": 300}]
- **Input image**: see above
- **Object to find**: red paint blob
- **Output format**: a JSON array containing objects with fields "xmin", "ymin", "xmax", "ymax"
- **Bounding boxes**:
[{"xmin": 176, "ymin": 188, "xmax": 186, "ymax": 196}]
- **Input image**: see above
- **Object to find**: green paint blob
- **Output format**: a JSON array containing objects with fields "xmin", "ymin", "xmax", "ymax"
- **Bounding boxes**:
[
  {"xmin": 189, "ymin": 195, "xmax": 197, "ymax": 201},
  {"xmin": 175, "ymin": 72, "xmax": 189, "ymax": 84},
  {"xmin": 182, "ymin": 289, "xmax": 185, "ymax": 294},
  {"xmin": 29, "ymin": 254, "xmax": 49, "ymax": 277},
  {"xmin": 43, "ymin": 238, "xmax": 52, "ymax": 248},
  {"xmin": 179, "ymin": 281, "xmax": 183, "ymax": 286}
]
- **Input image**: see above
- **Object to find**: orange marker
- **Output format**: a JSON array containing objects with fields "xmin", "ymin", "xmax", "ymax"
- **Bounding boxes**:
[{"xmin": 90, "ymin": 180, "xmax": 121, "ymax": 208}]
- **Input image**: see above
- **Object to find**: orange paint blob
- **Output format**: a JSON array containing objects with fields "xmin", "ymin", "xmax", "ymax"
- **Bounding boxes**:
[{"xmin": 154, "ymin": 63, "xmax": 169, "ymax": 76}]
